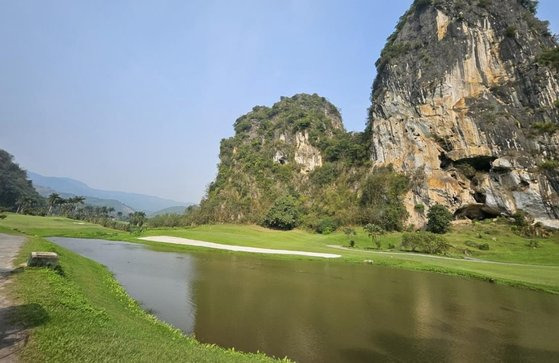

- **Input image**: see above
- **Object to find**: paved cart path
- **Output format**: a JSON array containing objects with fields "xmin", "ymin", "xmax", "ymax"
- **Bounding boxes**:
[{"xmin": 0, "ymin": 234, "xmax": 26, "ymax": 363}]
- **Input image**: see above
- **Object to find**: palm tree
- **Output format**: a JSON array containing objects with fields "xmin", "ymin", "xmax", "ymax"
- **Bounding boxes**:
[
  {"xmin": 16, "ymin": 196, "xmax": 35, "ymax": 214},
  {"xmin": 129, "ymin": 211, "xmax": 146, "ymax": 227},
  {"xmin": 67, "ymin": 196, "xmax": 86, "ymax": 215},
  {"xmin": 47, "ymin": 193, "xmax": 63, "ymax": 215}
]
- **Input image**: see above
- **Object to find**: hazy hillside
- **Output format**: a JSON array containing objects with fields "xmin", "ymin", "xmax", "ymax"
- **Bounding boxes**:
[
  {"xmin": 0, "ymin": 149, "xmax": 44, "ymax": 213},
  {"xmin": 148, "ymin": 206, "xmax": 187, "ymax": 217},
  {"xmin": 29, "ymin": 172, "xmax": 188, "ymax": 213},
  {"xmin": 34, "ymin": 184, "xmax": 135, "ymax": 215}
]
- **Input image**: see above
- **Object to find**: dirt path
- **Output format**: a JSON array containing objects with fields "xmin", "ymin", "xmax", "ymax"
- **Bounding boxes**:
[
  {"xmin": 140, "ymin": 236, "xmax": 341, "ymax": 259},
  {"xmin": 0, "ymin": 234, "xmax": 26, "ymax": 362}
]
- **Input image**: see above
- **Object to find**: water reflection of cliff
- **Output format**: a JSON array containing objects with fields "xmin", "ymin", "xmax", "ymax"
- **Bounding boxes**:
[{"xmin": 191, "ymin": 255, "xmax": 559, "ymax": 363}]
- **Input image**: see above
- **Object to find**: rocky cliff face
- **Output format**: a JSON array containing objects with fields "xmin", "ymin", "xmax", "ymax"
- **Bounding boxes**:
[
  {"xmin": 369, "ymin": 0, "xmax": 559, "ymax": 227},
  {"xmin": 199, "ymin": 94, "xmax": 353, "ymax": 223}
]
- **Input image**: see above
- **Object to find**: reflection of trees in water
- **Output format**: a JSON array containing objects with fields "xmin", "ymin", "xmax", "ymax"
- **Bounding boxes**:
[{"xmin": 192, "ymin": 256, "xmax": 559, "ymax": 363}]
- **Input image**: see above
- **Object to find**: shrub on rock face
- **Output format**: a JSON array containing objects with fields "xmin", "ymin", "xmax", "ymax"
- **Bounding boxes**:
[
  {"xmin": 426, "ymin": 204, "xmax": 453, "ymax": 234},
  {"xmin": 512, "ymin": 211, "xmax": 529, "ymax": 226},
  {"xmin": 359, "ymin": 167, "xmax": 410, "ymax": 231},
  {"xmin": 400, "ymin": 232, "xmax": 450, "ymax": 255},
  {"xmin": 538, "ymin": 47, "xmax": 559, "ymax": 71},
  {"xmin": 263, "ymin": 195, "xmax": 300, "ymax": 230}
]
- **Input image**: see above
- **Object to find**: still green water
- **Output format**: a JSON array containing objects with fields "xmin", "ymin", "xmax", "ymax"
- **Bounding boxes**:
[{"xmin": 50, "ymin": 237, "xmax": 559, "ymax": 362}]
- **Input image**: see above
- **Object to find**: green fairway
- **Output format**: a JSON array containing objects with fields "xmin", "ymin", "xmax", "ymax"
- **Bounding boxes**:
[
  {"xmin": 139, "ymin": 223, "xmax": 559, "ymax": 294},
  {"xmin": 1, "ymin": 213, "xmax": 559, "ymax": 362},
  {"xmin": 143, "ymin": 222, "xmax": 559, "ymax": 264},
  {"xmin": 0, "ymin": 213, "xmax": 122, "ymax": 238},
  {"xmin": 2, "ymin": 213, "xmax": 559, "ymax": 295},
  {"xmin": 1, "ymin": 225, "xmax": 282, "ymax": 362}
]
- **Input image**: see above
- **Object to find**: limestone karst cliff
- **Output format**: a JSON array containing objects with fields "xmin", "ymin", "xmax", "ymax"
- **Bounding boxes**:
[
  {"xmin": 196, "ymin": 0, "xmax": 559, "ymax": 230},
  {"xmin": 197, "ymin": 94, "xmax": 370, "ymax": 225},
  {"xmin": 368, "ymin": 0, "xmax": 559, "ymax": 227}
]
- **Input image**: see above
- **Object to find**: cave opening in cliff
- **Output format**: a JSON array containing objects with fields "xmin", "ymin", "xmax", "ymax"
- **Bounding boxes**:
[
  {"xmin": 473, "ymin": 192, "xmax": 487, "ymax": 204},
  {"xmin": 439, "ymin": 153, "xmax": 453, "ymax": 169},
  {"xmin": 440, "ymin": 154, "xmax": 498, "ymax": 173},
  {"xmin": 454, "ymin": 204, "xmax": 500, "ymax": 221},
  {"xmin": 455, "ymin": 156, "xmax": 497, "ymax": 172}
]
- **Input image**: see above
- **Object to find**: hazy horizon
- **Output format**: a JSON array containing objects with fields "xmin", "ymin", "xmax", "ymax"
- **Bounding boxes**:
[{"xmin": 2, "ymin": 0, "xmax": 558, "ymax": 203}]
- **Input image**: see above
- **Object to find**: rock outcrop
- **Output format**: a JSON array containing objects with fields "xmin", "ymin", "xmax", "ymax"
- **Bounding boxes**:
[
  {"xmin": 198, "ymin": 94, "xmax": 352, "ymax": 223},
  {"xmin": 368, "ymin": 0, "xmax": 559, "ymax": 227},
  {"xmin": 196, "ymin": 0, "xmax": 559, "ymax": 230}
]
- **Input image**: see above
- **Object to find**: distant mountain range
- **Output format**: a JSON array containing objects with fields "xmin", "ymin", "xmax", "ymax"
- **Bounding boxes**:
[
  {"xmin": 29, "ymin": 172, "xmax": 189, "ymax": 213},
  {"xmin": 147, "ymin": 206, "xmax": 188, "ymax": 217},
  {"xmin": 33, "ymin": 184, "xmax": 135, "ymax": 215}
]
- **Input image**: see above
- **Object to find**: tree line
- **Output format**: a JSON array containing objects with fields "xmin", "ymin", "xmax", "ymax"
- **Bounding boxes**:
[
  {"xmin": 0, "ymin": 148, "xmax": 146, "ymax": 232},
  {"xmin": 44, "ymin": 193, "xmax": 147, "ymax": 232}
]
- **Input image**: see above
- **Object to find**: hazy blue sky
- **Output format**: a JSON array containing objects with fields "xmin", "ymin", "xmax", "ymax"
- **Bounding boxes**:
[{"xmin": 1, "ymin": 1, "xmax": 558, "ymax": 203}]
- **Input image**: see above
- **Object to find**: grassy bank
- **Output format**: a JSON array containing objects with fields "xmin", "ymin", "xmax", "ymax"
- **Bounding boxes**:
[
  {"xmin": 139, "ymin": 223, "xmax": 559, "ymax": 294},
  {"xmin": 1, "ymin": 213, "xmax": 559, "ymax": 295},
  {"xmin": 1, "ymin": 227, "xmax": 283, "ymax": 361}
]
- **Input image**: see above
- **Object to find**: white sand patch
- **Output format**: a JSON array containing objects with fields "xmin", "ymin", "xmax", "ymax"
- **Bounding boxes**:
[{"xmin": 139, "ymin": 236, "xmax": 341, "ymax": 259}]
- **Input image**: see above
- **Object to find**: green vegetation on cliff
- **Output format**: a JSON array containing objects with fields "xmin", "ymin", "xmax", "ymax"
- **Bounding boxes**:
[
  {"xmin": 188, "ymin": 94, "xmax": 408, "ymax": 231},
  {"xmin": 0, "ymin": 149, "xmax": 44, "ymax": 214}
]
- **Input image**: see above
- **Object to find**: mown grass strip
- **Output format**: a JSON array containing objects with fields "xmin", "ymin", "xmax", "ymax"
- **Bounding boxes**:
[{"xmin": 8, "ymin": 234, "xmax": 286, "ymax": 362}]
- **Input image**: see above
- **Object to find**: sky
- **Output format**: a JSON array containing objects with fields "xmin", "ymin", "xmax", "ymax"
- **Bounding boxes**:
[{"xmin": 1, "ymin": 0, "xmax": 558, "ymax": 204}]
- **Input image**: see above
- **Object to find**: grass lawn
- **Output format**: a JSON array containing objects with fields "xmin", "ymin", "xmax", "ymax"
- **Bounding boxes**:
[
  {"xmin": 2, "ymin": 213, "xmax": 559, "ymax": 295},
  {"xmin": 0, "ymin": 214, "xmax": 124, "ymax": 239},
  {"xmin": 139, "ymin": 223, "xmax": 559, "ymax": 294},
  {"xmin": 143, "ymin": 222, "xmax": 559, "ymax": 264},
  {"xmin": 1, "ymin": 213, "xmax": 558, "ymax": 361},
  {"xmin": 1, "ymin": 227, "xmax": 283, "ymax": 362}
]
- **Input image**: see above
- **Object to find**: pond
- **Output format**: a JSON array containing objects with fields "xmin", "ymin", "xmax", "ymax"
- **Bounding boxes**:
[{"xmin": 49, "ymin": 237, "xmax": 559, "ymax": 362}]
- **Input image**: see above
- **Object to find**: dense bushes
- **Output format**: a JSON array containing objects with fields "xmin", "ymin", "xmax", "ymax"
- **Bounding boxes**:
[
  {"xmin": 539, "ymin": 160, "xmax": 559, "ymax": 171},
  {"xmin": 533, "ymin": 122, "xmax": 558, "ymax": 135},
  {"xmin": 315, "ymin": 217, "xmax": 339, "ymax": 234},
  {"xmin": 538, "ymin": 47, "xmax": 559, "ymax": 71},
  {"xmin": 0, "ymin": 149, "xmax": 45, "ymax": 214},
  {"xmin": 426, "ymin": 204, "xmax": 453, "ymax": 234},
  {"xmin": 400, "ymin": 232, "xmax": 450, "ymax": 255},
  {"xmin": 148, "ymin": 213, "xmax": 187, "ymax": 227},
  {"xmin": 320, "ymin": 133, "xmax": 369, "ymax": 166},
  {"xmin": 465, "ymin": 241, "xmax": 490, "ymax": 250},
  {"xmin": 512, "ymin": 211, "xmax": 529, "ymax": 227},
  {"xmin": 519, "ymin": 0, "xmax": 538, "ymax": 14},
  {"xmin": 309, "ymin": 163, "xmax": 338, "ymax": 186},
  {"xmin": 360, "ymin": 167, "xmax": 410, "ymax": 231},
  {"xmin": 263, "ymin": 195, "xmax": 301, "ymax": 230}
]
